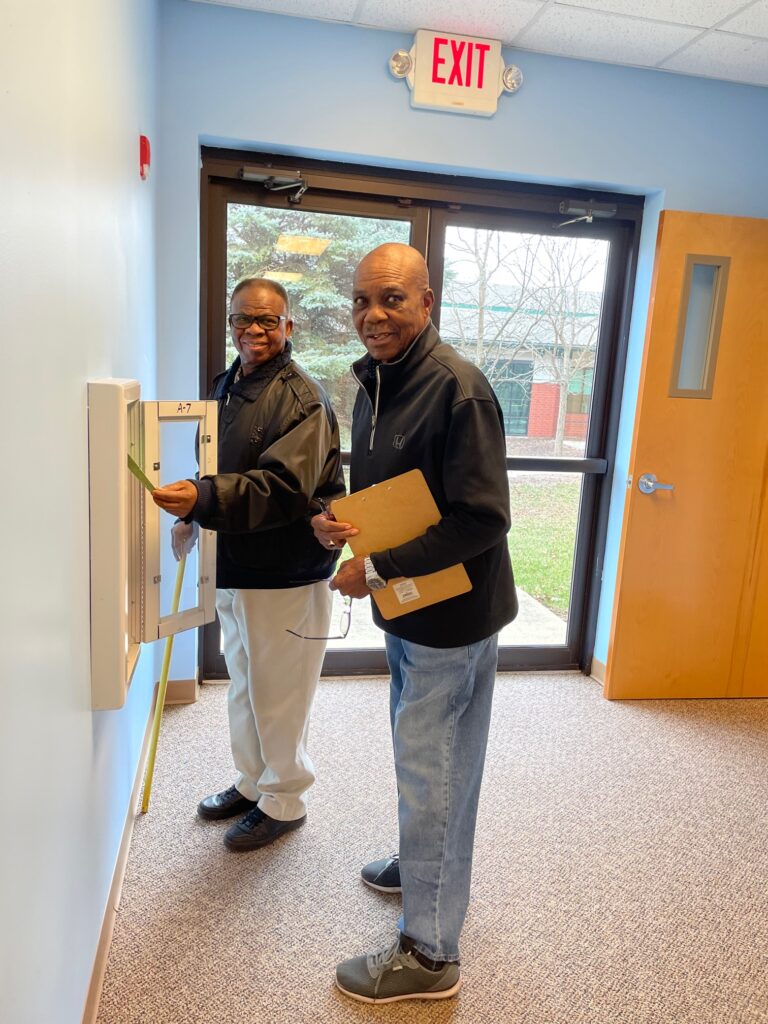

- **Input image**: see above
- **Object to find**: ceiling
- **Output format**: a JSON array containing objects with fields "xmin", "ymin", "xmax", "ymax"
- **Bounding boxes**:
[{"xmin": 191, "ymin": 0, "xmax": 768, "ymax": 87}]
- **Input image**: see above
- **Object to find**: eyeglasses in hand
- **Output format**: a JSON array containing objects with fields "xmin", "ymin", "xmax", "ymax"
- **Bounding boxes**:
[
  {"xmin": 286, "ymin": 595, "xmax": 352, "ymax": 641},
  {"xmin": 229, "ymin": 313, "xmax": 287, "ymax": 331}
]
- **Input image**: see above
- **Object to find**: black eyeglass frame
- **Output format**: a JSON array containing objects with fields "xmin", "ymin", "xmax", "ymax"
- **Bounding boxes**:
[{"xmin": 228, "ymin": 313, "xmax": 288, "ymax": 331}]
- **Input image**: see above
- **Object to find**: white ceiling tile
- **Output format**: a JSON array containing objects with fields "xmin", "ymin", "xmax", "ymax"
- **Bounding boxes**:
[
  {"xmin": 188, "ymin": 0, "xmax": 768, "ymax": 87},
  {"xmin": 188, "ymin": 0, "xmax": 360, "ymax": 20},
  {"xmin": 355, "ymin": 0, "xmax": 545, "ymax": 43},
  {"xmin": 661, "ymin": 29, "xmax": 768, "ymax": 83},
  {"xmin": 719, "ymin": 0, "xmax": 768, "ymax": 37},
  {"xmin": 555, "ymin": 0, "xmax": 751, "ymax": 29},
  {"xmin": 518, "ymin": 4, "xmax": 701, "ymax": 65}
]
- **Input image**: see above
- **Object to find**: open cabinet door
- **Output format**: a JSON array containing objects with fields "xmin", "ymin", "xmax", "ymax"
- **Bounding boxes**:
[
  {"xmin": 606, "ymin": 211, "xmax": 768, "ymax": 699},
  {"xmin": 141, "ymin": 401, "xmax": 218, "ymax": 641}
]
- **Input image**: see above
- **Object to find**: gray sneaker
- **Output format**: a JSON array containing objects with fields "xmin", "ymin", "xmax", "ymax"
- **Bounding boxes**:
[
  {"xmin": 336, "ymin": 939, "xmax": 461, "ymax": 1004},
  {"xmin": 360, "ymin": 853, "xmax": 401, "ymax": 893}
]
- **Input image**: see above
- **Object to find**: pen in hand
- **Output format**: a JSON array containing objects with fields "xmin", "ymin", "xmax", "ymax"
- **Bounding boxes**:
[{"xmin": 313, "ymin": 497, "xmax": 358, "ymax": 551}]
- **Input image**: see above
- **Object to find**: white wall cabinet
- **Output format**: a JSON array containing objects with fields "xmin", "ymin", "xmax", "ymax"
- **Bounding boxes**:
[{"xmin": 88, "ymin": 380, "xmax": 218, "ymax": 710}]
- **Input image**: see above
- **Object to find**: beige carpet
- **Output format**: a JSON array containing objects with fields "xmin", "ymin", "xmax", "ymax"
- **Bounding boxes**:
[{"xmin": 97, "ymin": 674, "xmax": 768, "ymax": 1024}]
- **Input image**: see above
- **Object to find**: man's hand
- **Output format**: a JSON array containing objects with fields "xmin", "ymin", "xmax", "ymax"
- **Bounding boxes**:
[
  {"xmin": 330, "ymin": 556, "xmax": 369, "ymax": 599},
  {"xmin": 152, "ymin": 480, "xmax": 198, "ymax": 518},
  {"xmin": 310, "ymin": 512, "xmax": 359, "ymax": 552},
  {"xmin": 171, "ymin": 521, "xmax": 198, "ymax": 561}
]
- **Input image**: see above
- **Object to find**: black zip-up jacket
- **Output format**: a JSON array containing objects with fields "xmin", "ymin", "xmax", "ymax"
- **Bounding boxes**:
[
  {"xmin": 191, "ymin": 344, "xmax": 345, "ymax": 589},
  {"xmin": 351, "ymin": 322, "xmax": 517, "ymax": 648}
]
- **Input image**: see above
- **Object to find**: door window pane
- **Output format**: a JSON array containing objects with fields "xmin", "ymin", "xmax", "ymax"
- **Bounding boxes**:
[
  {"xmin": 501, "ymin": 471, "xmax": 583, "ymax": 647},
  {"xmin": 223, "ymin": 207, "xmax": 411, "ymax": 661},
  {"xmin": 227, "ymin": 205, "xmax": 411, "ymax": 446},
  {"xmin": 671, "ymin": 255, "xmax": 729, "ymax": 398},
  {"xmin": 439, "ymin": 227, "xmax": 609, "ymax": 457}
]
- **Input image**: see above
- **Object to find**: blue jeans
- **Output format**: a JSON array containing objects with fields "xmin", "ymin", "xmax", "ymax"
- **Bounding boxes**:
[{"xmin": 385, "ymin": 632, "xmax": 499, "ymax": 963}]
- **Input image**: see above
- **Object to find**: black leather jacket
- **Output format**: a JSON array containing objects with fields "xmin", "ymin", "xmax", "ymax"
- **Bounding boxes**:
[
  {"xmin": 351, "ymin": 322, "xmax": 517, "ymax": 647},
  {"xmin": 191, "ymin": 344, "xmax": 345, "ymax": 588}
]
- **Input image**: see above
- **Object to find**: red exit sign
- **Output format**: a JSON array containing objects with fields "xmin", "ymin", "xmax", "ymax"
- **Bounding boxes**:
[{"xmin": 412, "ymin": 29, "xmax": 504, "ymax": 117}]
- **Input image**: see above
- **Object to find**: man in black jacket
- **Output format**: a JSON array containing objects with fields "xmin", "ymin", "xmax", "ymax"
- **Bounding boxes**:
[
  {"xmin": 153, "ymin": 278, "xmax": 344, "ymax": 852},
  {"xmin": 313, "ymin": 243, "xmax": 517, "ymax": 1003}
]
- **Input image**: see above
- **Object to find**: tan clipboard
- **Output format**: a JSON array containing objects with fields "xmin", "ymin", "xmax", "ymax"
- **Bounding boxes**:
[{"xmin": 331, "ymin": 469, "xmax": 472, "ymax": 620}]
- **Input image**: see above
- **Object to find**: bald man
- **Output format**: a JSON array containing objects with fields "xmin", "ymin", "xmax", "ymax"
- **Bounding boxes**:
[{"xmin": 313, "ymin": 244, "xmax": 518, "ymax": 1003}]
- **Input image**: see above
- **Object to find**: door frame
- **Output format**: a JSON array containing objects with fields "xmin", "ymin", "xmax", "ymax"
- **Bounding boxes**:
[{"xmin": 199, "ymin": 148, "xmax": 643, "ymax": 679}]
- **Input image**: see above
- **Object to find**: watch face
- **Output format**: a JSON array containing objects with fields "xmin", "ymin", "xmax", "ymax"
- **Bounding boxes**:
[{"xmin": 365, "ymin": 558, "xmax": 387, "ymax": 590}]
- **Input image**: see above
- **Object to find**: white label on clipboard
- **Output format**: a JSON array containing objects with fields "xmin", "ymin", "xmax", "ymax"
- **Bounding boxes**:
[{"xmin": 393, "ymin": 579, "xmax": 421, "ymax": 604}]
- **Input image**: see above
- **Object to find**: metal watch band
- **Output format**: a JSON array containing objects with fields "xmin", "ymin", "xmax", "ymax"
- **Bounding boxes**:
[{"xmin": 364, "ymin": 555, "xmax": 387, "ymax": 591}]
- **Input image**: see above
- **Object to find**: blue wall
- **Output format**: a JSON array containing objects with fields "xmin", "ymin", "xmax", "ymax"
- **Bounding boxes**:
[{"xmin": 156, "ymin": 0, "xmax": 768, "ymax": 666}]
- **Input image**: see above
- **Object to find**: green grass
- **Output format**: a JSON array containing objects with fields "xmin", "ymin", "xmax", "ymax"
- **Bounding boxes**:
[{"xmin": 508, "ymin": 478, "xmax": 581, "ymax": 620}]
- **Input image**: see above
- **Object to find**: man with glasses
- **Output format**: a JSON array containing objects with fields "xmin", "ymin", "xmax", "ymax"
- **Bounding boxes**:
[
  {"xmin": 312, "ymin": 243, "xmax": 517, "ymax": 1003},
  {"xmin": 153, "ymin": 277, "xmax": 344, "ymax": 851}
]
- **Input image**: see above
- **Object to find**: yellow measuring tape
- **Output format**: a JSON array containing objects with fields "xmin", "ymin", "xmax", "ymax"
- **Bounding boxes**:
[
  {"xmin": 141, "ymin": 553, "xmax": 186, "ymax": 813},
  {"xmin": 127, "ymin": 453, "xmax": 187, "ymax": 813}
]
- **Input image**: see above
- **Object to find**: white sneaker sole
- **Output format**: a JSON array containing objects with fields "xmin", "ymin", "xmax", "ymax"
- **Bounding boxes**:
[
  {"xmin": 336, "ymin": 977, "xmax": 462, "ymax": 1004},
  {"xmin": 361, "ymin": 877, "xmax": 402, "ymax": 894}
]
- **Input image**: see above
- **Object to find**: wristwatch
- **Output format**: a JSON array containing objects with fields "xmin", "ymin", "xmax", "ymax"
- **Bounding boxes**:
[{"xmin": 364, "ymin": 556, "xmax": 387, "ymax": 591}]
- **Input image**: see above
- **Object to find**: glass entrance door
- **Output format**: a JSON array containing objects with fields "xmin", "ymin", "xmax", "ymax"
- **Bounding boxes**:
[
  {"xmin": 202, "ymin": 187, "xmax": 421, "ymax": 677},
  {"xmin": 200, "ymin": 151, "xmax": 640, "ymax": 677},
  {"xmin": 429, "ymin": 210, "xmax": 627, "ymax": 668}
]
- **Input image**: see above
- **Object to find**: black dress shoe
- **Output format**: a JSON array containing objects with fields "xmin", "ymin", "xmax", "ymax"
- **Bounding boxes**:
[
  {"xmin": 197, "ymin": 785, "xmax": 258, "ymax": 821},
  {"xmin": 224, "ymin": 806, "xmax": 306, "ymax": 852}
]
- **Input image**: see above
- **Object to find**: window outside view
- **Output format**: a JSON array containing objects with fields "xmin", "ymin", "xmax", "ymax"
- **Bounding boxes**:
[
  {"xmin": 440, "ymin": 227, "xmax": 608, "ymax": 458},
  {"xmin": 224, "ymin": 206, "xmax": 608, "ymax": 652},
  {"xmin": 439, "ymin": 227, "xmax": 609, "ymax": 647}
]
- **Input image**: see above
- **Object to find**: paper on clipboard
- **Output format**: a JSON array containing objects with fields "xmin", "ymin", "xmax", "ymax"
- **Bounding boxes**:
[{"xmin": 331, "ymin": 469, "xmax": 472, "ymax": 620}]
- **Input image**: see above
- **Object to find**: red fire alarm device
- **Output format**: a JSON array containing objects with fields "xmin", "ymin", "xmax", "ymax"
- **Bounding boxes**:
[{"xmin": 139, "ymin": 135, "xmax": 151, "ymax": 180}]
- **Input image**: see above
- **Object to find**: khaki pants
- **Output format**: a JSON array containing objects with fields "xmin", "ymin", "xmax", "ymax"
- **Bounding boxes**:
[{"xmin": 216, "ymin": 582, "xmax": 333, "ymax": 821}]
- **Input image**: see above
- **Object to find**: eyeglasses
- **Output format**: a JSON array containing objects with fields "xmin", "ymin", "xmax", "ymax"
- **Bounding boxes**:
[
  {"xmin": 228, "ymin": 313, "xmax": 287, "ymax": 331},
  {"xmin": 286, "ymin": 595, "xmax": 352, "ymax": 641}
]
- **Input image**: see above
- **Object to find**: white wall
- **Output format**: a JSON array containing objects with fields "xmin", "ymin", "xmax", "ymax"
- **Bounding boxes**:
[
  {"xmin": 156, "ymin": 0, "xmax": 768, "ymax": 669},
  {"xmin": 0, "ymin": 2, "xmax": 158, "ymax": 1021}
]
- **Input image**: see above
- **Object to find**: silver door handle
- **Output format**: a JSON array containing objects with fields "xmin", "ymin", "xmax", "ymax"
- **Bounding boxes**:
[{"xmin": 638, "ymin": 472, "xmax": 674, "ymax": 495}]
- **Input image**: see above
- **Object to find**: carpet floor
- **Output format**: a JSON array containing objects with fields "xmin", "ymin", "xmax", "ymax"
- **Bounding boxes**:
[{"xmin": 97, "ymin": 673, "xmax": 768, "ymax": 1024}]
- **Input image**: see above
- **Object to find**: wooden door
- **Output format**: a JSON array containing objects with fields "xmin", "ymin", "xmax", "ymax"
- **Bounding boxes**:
[{"xmin": 606, "ymin": 210, "xmax": 768, "ymax": 699}]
